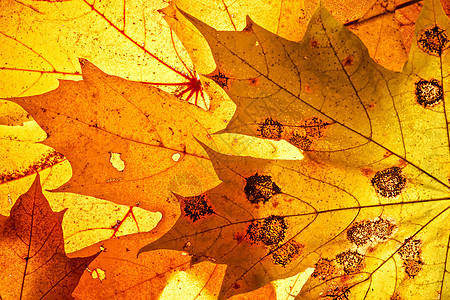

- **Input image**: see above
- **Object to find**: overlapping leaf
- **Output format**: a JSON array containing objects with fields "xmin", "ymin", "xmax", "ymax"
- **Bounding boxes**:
[
  {"xmin": 10, "ymin": 59, "xmax": 225, "ymax": 219},
  {"xmin": 140, "ymin": 0, "xmax": 450, "ymax": 298},
  {"xmin": 0, "ymin": 174, "xmax": 99, "ymax": 299}
]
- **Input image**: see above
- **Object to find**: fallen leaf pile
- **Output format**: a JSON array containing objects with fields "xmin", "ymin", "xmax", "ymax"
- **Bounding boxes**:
[{"xmin": 1, "ymin": 0, "xmax": 450, "ymax": 299}]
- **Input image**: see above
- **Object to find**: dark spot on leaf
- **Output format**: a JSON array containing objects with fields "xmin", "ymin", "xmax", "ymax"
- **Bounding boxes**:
[
  {"xmin": 404, "ymin": 259, "xmax": 423, "ymax": 278},
  {"xmin": 398, "ymin": 237, "xmax": 422, "ymax": 261},
  {"xmin": 367, "ymin": 102, "xmax": 375, "ymax": 110},
  {"xmin": 257, "ymin": 117, "xmax": 283, "ymax": 139},
  {"xmin": 325, "ymin": 286, "xmax": 350, "ymax": 300},
  {"xmin": 248, "ymin": 77, "xmax": 260, "ymax": 86},
  {"xmin": 347, "ymin": 218, "xmax": 395, "ymax": 246},
  {"xmin": 242, "ymin": 19, "xmax": 254, "ymax": 32},
  {"xmin": 208, "ymin": 70, "xmax": 230, "ymax": 89},
  {"xmin": 182, "ymin": 194, "xmax": 214, "ymax": 222},
  {"xmin": 342, "ymin": 55, "xmax": 354, "ymax": 66},
  {"xmin": 233, "ymin": 232, "xmax": 245, "ymax": 243},
  {"xmin": 287, "ymin": 117, "xmax": 331, "ymax": 151},
  {"xmin": 415, "ymin": 79, "xmax": 443, "ymax": 108},
  {"xmin": 0, "ymin": 150, "xmax": 65, "ymax": 184},
  {"xmin": 244, "ymin": 173, "xmax": 282, "ymax": 204},
  {"xmin": 371, "ymin": 166, "xmax": 406, "ymax": 198},
  {"xmin": 270, "ymin": 240, "xmax": 303, "ymax": 267},
  {"xmin": 417, "ymin": 25, "xmax": 449, "ymax": 56},
  {"xmin": 246, "ymin": 215, "xmax": 287, "ymax": 246},
  {"xmin": 335, "ymin": 250, "xmax": 364, "ymax": 274},
  {"xmin": 304, "ymin": 84, "xmax": 313, "ymax": 93},
  {"xmin": 360, "ymin": 167, "xmax": 374, "ymax": 176},
  {"xmin": 310, "ymin": 39, "xmax": 319, "ymax": 48},
  {"xmin": 390, "ymin": 292, "xmax": 404, "ymax": 300},
  {"xmin": 398, "ymin": 237, "xmax": 423, "ymax": 277},
  {"xmin": 232, "ymin": 282, "xmax": 241, "ymax": 289},
  {"xmin": 311, "ymin": 258, "xmax": 336, "ymax": 281},
  {"xmin": 288, "ymin": 134, "xmax": 313, "ymax": 151}
]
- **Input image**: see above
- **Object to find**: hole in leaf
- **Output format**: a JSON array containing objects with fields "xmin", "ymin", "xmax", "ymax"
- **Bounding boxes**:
[
  {"xmin": 172, "ymin": 153, "xmax": 181, "ymax": 162},
  {"xmin": 109, "ymin": 152, "xmax": 125, "ymax": 171},
  {"xmin": 371, "ymin": 166, "xmax": 406, "ymax": 198},
  {"xmin": 91, "ymin": 268, "xmax": 106, "ymax": 282}
]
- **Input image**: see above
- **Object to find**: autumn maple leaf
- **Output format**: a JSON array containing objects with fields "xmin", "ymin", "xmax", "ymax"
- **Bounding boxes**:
[
  {"xmin": 140, "ymin": 0, "xmax": 450, "ymax": 299},
  {"xmin": 0, "ymin": 174, "xmax": 99, "ymax": 299},
  {"xmin": 9, "ymin": 58, "xmax": 224, "ymax": 221}
]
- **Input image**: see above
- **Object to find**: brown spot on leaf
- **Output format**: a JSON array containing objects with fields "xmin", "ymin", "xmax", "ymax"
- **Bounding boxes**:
[
  {"xmin": 310, "ymin": 39, "xmax": 319, "ymax": 48},
  {"xmin": 270, "ymin": 240, "xmax": 303, "ymax": 267},
  {"xmin": 311, "ymin": 258, "xmax": 336, "ymax": 281},
  {"xmin": 208, "ymin": 69, "xmax": 232, "ymax": 89},
  {"xmin": 347, "ymin": 218, "xmax": 396, "ymax": 246},
  {"xmin": 242, "ymin": 19, "xmax": 254, "ymax": 32},
  {"xmin": 232, "ymin": 282, "xmax": 241, "ymax": 289},
  {"xmin": 244, "ymin": 173, "xmax": 282, "ymax": 204},
  {"xmin": 257, "ymin": 117, "xmax": 284, "ymax": 140},
  {"xmin": 371, "ymin": 166, "xmax": 406, "ymax": 198},
  {"xmin": 289, "ymin": 134, "xmax": 313, "ymax": 151},
  {"xmin": 342, "ymin": 55, "xmax": 354, "ymax": 66},
  {"xmin": 233, "ymin": 232, "xmax": 245, "ymax": 244},
  {"xmin": 360, "ymin": 167, "xmax": 374, "ymax": 176},
  {"xmin": 415, "ymin": 79, "xmax": 443, "ymax": 108},
  {"xmin": 398, "ymin": 237, "xmax": 421, "ymax": 260},
  {"xmin": 181, "ymin": 194, "xmax": 214, "ymax": 222},
  {"xmin": 304, "ymin": 84, "xmax": 313, "ymax": 93},
  {"xmin": 417, "ymin": 25, "xmax": 449, "ymax": 56},
  {"xmin": 325, "ymin": 286, "xmax": 350, "ymax": 300},
  {"xmin": 390, "ymin": 292, "xmax": 403, "ymax": 300},
  {"xmin": 246, "ymin": 215, "xmax": 287, "ymax": 246},
  {"xmin": 248, "ymin": 77, "xmax": 260, "ymax": 86},
  {"xmin": 336, "ymin": 250, "xmax": 364, "ymax": 274},
  {"xmin": 287, "ymin": 117, "xmax": 331, "ymax": 151},
  {"xmin": 0, "ymin": 150, "xmax": 65, "ymax": 184},
  {"xmin": 404, "ymin": 259, "xmax": 423, "ymax": 278},
  {"xmin": 398, "ymin": 238, "xmax": 424, "ymax": 278}
]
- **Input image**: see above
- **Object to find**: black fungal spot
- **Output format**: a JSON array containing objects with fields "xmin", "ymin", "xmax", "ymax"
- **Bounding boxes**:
[
  {"xmin": 311, "ymin": 258, "xmax": 336, "ymax": 281},
  {"xmin": 398, "ymin": 237, "xmax": 423, "ymax": 278},
  {"xmin": 404, "ymin": 259, "xmax": 423, "ymax": 278},
  {"xmin": 271, "ymin": 240, "xmax": 302, "ymax": 267},
  {"xmin": 371, "ymin": 166, "xmax": 406, "ymax": 198},
  {"xmin": 417, "ymin": 25, "xmax": 449, "ymax": 56},
  {"xmin": 325, "ymin": 286, "xmax": 350, "ymax": 300},
  {"xmin": 182, "ymin": 195, "xmax": 214, "ymax": 222},
  {"xmin": 246, "ymin": 215, "xmax": 287, "ymax": 246},
  {"xmin": 398, "ymin": 237, "xmax": 421, "ymax": 261},
  {"xmin": 257, "ymin": 118, "xmax": 283, "ymax": 139},
  {"xmin": 335, "ymin": 250, "xmax": 364, "ymax": 274},
  {"xmin": 288, "ymin": 134, "xmax": 313, "ymax": 151},
  {"xmin": 415, "ymin": 79, "xmax": 443, "ymax": 108},
  {"xmin": 347, "ymin": 218, "xmax": 395, "ymax": 246},
  {"xmin": 244, "ymin": 173, "xmax": 282, "ymax": 204},
  {"xmin": 210, "ymin": 70, "xmax": 230, "ymax": 89}
]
